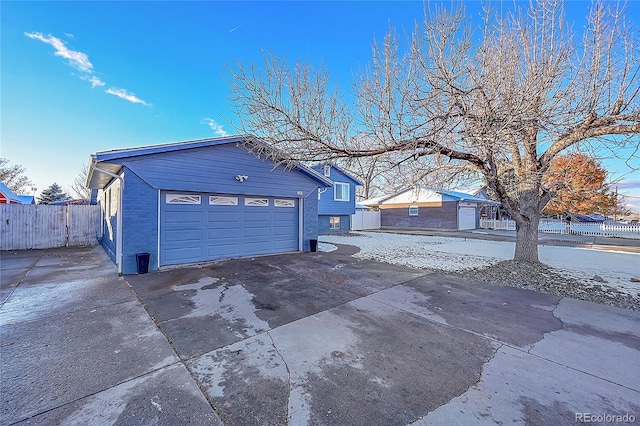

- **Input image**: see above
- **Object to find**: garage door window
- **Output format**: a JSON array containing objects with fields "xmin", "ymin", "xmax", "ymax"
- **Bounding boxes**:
[
  {"xmin": 209, "ymin": 196, "xmax": 238, "ymax": 205},
  {"xmin": 275, "ymin": 199, "xmax": 295, "ymax": 207},
  {"xmin": 245, "ymin": 198, "xmax": 269, "ymax": 206},
  {"xmin": 166, "ymin": 194, "xmax": 201, "ymax": 204}
]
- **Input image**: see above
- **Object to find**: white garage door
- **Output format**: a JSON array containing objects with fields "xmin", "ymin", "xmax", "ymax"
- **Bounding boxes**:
[
  {"xmin": 458, "ymin": 207, "xmax": 477, "ymax": 230},
  {"xmin": 160, "ymin": 192, "xmax": 299, "ymax": 266}
]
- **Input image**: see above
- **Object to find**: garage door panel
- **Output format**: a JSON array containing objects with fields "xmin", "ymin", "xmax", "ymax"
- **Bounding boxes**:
[
  {"xmin": 164, "ymin": 229, "xmax": 202, "ymax": 243},
  {"xmin": 163, "ymin": 247, "xmax": 203, "ymax": 262},
  {"xmin": 206, "ymin": 228, "xmax": 238, "ymax": 239},
  {"xmin": 207, "ymin": 211, "xmax": 239, "ymax": 222},
  {"xmin": 243, "ymin": 226, "xmax": 270, "ymax": 238},
  {"xmin": 165, "ymin": 211, "xmax": 202, "ymax": 223},
  {"xmin": 161, "ymin": 192, "xmax": 298, "ymax": 266},
  {"xmin": 243, "ymin": 241, "xmax": 272, "ymax": 254},
  {"xmin": 274, "ymin": 211, "xmax": 296, "ymax": 221},
  {"xmin": 207, "ymin": 244, "xmax": 240, "ymax": 257},
  {"xmin": 244, "ymin": 211, "xmax": 270, "ymax": 222}
]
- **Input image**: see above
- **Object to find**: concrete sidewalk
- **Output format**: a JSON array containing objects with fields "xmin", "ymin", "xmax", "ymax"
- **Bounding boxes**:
[{"xmin": 1, "ymin": 246, "xmax": 639, "ymax": 425}]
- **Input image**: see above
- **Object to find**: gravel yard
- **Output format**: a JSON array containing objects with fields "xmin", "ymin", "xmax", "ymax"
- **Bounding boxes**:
[{"xmin": 319, "ymin": 232, "xmax": 640, "ymax": 310}]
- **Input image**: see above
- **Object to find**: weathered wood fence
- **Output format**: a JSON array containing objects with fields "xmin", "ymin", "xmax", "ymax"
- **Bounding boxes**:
[{"xmin": 0, "ymin": 204, "xmax": 102, "ymax": 250}]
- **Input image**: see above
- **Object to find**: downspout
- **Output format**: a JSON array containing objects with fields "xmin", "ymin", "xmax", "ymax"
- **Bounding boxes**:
[{"xmin": 93, "ymin": 166, "xmax": 125, "ymax": 275}]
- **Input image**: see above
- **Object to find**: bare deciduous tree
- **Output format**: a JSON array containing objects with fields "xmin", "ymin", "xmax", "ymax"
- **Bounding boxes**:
[
  {"xmin": 0, "ymin": 158, "xmax": 34, "ymax": 194},
  {"xmin": 227, "ymin": 0, "xmax": 640, "ymax": 263},
  {"xmin": 70, "ymin": 164, "xmax": 92, "ymax": 200}
]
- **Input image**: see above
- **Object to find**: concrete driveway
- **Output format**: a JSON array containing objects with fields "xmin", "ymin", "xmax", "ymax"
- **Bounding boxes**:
[{"xmin": 1, "ymin": 245, "xmax": 639, "ymax": 425}]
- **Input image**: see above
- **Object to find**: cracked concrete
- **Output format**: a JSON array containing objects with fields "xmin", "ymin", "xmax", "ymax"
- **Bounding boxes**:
[{"xmin": 2, "ymin": 246, "xmax": 639, "ymax": 425}]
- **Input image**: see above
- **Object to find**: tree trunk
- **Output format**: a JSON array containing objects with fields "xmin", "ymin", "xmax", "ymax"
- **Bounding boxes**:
[{"xmin": 513, "ymin": 214, "xmax": 541, "ymax": 263}]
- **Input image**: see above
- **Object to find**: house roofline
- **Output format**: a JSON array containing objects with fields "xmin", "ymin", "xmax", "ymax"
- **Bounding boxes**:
[{"xmin": 87, "ymin": 134, "xmax": 333, "ymax": 190}]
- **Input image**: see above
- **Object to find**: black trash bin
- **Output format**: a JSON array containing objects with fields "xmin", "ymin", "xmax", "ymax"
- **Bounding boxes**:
[
  {"xmin": 135, "ymin": 253, "xmax": 150, "ymax": 274},
  {"xmin": 310, "ymin": 239, "xmax": 318, "ymax": 252}
]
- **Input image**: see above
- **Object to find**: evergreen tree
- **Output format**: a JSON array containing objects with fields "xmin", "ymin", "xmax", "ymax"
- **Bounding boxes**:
[{"xmin": 38, "ymin": 183, "xmax": 69, "ymax": 204}]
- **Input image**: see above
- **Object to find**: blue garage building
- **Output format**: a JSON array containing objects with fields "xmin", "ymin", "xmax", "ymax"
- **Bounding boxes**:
[{"xmin": 86, "ymin": 135, "xmax": 332, "ymax": 274}]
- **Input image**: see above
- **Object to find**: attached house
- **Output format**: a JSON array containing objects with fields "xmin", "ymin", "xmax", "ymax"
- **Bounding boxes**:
[
  {"xmin": 313, "ymin": 163, "xmax": 363, "ymax": 234},
  {"xmin": 361, "ymin": 186, "xmax": 499, "ymax": 231},
  {"xmin": 86, "ymin": 135, "xmax": 332, "ymax": 274},
  {"xmin": 0, "ymin": 182, "xmax": 35, "ymax": 204}
]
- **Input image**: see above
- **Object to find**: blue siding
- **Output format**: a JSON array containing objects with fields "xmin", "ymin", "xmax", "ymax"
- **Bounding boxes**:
[
  {"xmin": 122, "ymin": 144, "xmax": 320, "ymax": 198},
  {"xmin": 303, "ymin": 193, "xmax": 318, "ymax": 252},
  {"xmin": 314, "ymin": 165, "xmax": 359, "ymax": 216},
  {"xmin": 121, "ymin": 168, "xmax": 159, "ymax": 274},
  {"xmin": 318, "ymin": 215, "xmax": 351, "ymax": 234}
]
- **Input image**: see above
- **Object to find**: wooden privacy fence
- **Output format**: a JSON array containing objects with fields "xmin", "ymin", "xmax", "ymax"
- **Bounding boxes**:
[
  {"xmin": 479, "ymin": 218, "xmax": 640, "ymax": 239},
  {"xmin": 0, "ymin": 204, "xmax": 102, "ymax": 250}
]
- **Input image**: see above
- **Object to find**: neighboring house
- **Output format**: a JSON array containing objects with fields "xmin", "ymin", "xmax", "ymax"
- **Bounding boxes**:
[
  {"xmin": 454, "ymin": 185, "xmax": 503, "ymax": 220},
  {"xmin": 0, "ymin": 182, "xmax": 35, "ymax": 204},
  {"xmin": 313, "ymin": 163, "xmax": 363, "ymax": 234},
  {"xmin": 361, "ymin": 186, "xmax": 499, "ymax": 231},
  {"xmin": 86, "ymin": 135, "xmax": 332, "ymax": 274}
]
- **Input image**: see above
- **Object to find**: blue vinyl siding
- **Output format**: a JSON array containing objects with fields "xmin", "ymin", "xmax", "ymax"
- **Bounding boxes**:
[
  {"xmin": 314, "ymin": 165, "xmax": 359, "ymax": 216},
  {"xmin": 122, "ymin": 144, "xmax": 320, "ymax": 198},
  {"xmin": 160, "ymin": 192, "xmax": 299, "ymax": 265}
]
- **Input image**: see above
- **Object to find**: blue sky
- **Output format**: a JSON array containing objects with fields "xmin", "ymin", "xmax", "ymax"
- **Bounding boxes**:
[{"xmin": 1, "ymin": 1, "xmax": 638, "ymax": 210}]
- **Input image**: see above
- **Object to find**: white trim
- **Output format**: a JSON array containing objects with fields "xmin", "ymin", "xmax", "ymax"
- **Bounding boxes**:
[
  {"xmin": 245, "ymin": 197, "xmax": 269, "ymax": 206},
  {"xmin": 210, "ymin": 196, "xmax": 239, "ymax": 206},
  {"xmin": 298, "ymin": 197, "xmax": 303, "ymax": 251}
]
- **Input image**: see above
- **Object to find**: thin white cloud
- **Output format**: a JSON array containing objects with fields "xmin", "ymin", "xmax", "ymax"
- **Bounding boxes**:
[
  {"xmin": 201, "ymin": 118, "xmax": 229, "ymax": 137},
  {"xmin": 90, "ymin": 76, "xmax": 105, "ymax": 88},
  {"xmin": 106, "ymin": 87, "xmax": 151, "ymax": 106},
  {"xmin": 25, "ymin": 32, "xmax": 93, "ymax": 72},
  {"xmin": 26, "ymin": 31, "xmax": 151, "ymax": 107},
  {"xmin": 81, "ymin": 75, "xmax": 106, "ymax": 88}
]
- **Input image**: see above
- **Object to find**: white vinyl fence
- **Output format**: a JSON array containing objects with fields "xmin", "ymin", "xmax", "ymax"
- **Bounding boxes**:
[
  {"xmin": 351, "ymin": 210, "xmax": 381, "ymax": 231},
  {"xmin": 480, "ymin": 218, "xmax": 640, "ymax": 239},
  {"xmin": 1, "ymin": 204, "xmax": 102, "ymax": 250}
]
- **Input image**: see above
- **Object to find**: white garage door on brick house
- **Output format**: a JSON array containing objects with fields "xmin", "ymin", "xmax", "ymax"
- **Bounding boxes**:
[
  {"xmin": 458, "ymin": 204, "xmax": 477, "ymax": 230},
  {"xmin": 160, "ymin": 192, "xmax": 299, "ymax": 266}
]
